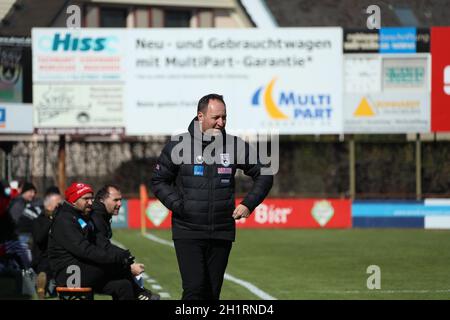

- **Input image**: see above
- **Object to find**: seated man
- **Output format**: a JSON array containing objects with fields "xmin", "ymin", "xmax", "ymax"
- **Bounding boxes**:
[
  {"xmin": 91, "ymin": 184, "xmax": 160, "ymax": 300},
  {"xmin": 32, "ymin": 189, "xmax": 62, "ymax": 299},
  {"xmin": 48, "ymin": 182, "xmax": 152, "ymax": 300}
]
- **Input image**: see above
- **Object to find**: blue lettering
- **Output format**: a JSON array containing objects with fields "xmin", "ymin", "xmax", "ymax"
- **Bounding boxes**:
[
  {"xmin": 51, "ymin": 33, "xmax": 107, "ymax": 51},
  {"xmin": 294, "ymin": 108, "xmax": 333, "ymax": 119},
  {"xmin": 279, "ymin": 92, "xmax": 296, "ymax": 106},
  {"xmin": 278, "ymin": 92, "xmax": 332, "ymax": 108},
  {"xmin": 52, "ymin": 33, "xmax": 71, "ymax": 51},
  {"xmin": 94, "ymin": 38, "xmax": 106, "ymax": 51},
  {"xmin": 298, "ymin": 95, "xmax": 308, "ymax": 106},
  {"xmin": 71, "ymin": 37, "xmax": 79, "ymax": 50},
  {"xmin": 80, "ymin": 38, "xmax": 92, "ymax": 51}
]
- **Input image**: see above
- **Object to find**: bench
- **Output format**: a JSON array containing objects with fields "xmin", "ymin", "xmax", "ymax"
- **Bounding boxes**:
[{"xmin": 56, "ymin": 287, "xmax": 93, "ymax": 300}]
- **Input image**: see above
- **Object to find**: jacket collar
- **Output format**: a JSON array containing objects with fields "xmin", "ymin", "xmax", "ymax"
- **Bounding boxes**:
[
  {"xmin": 61, "ymin": 200, "xmax": 85, "ymax": 219},
  {"xmin": 187, "ymin": 117, "xmax": 226, "ymax": 146},
  {"xmin": 92, "ymin": 200, "xmax": 112, "ymax": 222}
]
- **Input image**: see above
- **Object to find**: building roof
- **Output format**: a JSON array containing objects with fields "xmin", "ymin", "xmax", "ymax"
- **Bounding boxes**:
[
  {"xmin": 264, "ymin": 0, "xmax": 450, "ymax": 28},
  {"xmin": 0, "ymin": 0, "xmax": 68, "ymax": 37}
]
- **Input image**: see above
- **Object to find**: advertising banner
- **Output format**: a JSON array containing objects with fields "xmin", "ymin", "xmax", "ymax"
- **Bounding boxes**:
[
  {"xmin": 379, "ymin": 27, "xmax": 417, "ymax": 54},
  {"xmin": 128, "ymin": 198, "xmax": 172, "ymax": 229},
  {"xmin": 32, "ymin": 29, "xmax": 127, "ymax": 133},
  {"xmin": 343, "ymin": 52, "xmax": 430, "ymax": 133},
  {"xmin": 32, "ymin": 28, "xmax": 343, "ymax": 135},
  {"xmin": 32, "ymin": 29, "xmax": 127, "ymax": 82},
  {"xmin": 0, "ymin": 102, "xmax": 33, "ymax": 133},
  {"xmin": 33, "ymin": 84, "xmax": 124, "ymax": 129},
  {"xmin": 352, "ymin": 202, "xmax": 450, "ymax": 217},
  {"xmin": 344, "ymin": 92, "xmax": 430, "ymax": 133},
  {"xmin": 125, "ymin": 28, "xmax": 343, "ymax": 135},
  {"xmin": 0, "ymin": 46, "xmax": 23, "ymax": 102},
  {"xmin": 235, "ymin": 198, "xmax": 351, "ymax": 228},
  {"xmin": 431, "ymin": 27, "xmax": 450, "ymax": 132},
  {"xmin": 0, "ymin": 37, "xmax": 31, "ymax": 103},
  {"xmin": 344, "ymin": 28, "xmax": 430, "ymax": 54},
  {"xmin": 127, "ymin": 198, "xmax": 352, "ymax": 229},
  {"xmin": 352, "ymin": 200, "xmax": 450, "ymax": 228}
]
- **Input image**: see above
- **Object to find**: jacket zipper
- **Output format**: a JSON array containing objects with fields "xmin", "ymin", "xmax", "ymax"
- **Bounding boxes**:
[{"xmin": 208, "ymin": 164, "xmax": 214, "ymax": 234}]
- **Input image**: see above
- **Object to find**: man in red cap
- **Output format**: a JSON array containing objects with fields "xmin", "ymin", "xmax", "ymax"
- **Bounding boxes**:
[
  {"xmin": 48, "ymin": 182, "xmax": 148, "ymax": 300},
  {"xmin": 64, "ymin": 182, "xmax": 94, "ymax": 215}
]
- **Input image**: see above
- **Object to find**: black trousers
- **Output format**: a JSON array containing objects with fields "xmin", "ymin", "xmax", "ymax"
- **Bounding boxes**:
[
  {"xmin": 174, "ymin": 239, "xmax": 232, "ymax": 300},
  {"xmin": 55, "ymin": 261, "xmax": 136, "ymax": 300}
]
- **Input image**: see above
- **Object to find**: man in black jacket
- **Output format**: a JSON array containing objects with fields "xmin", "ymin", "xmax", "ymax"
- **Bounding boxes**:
[
  {"xmin": 91, "ymin": 184, "xmax": 160, "ymax": 300},
  {"xmin": 151, "ymin": 93, "xmax": 273, "ymax": 300},
  {"xmin": 7, "ymin": 182, "xmax": 39, "ymax": 268},
  {"xmin": 48, "ymin": 182, "xmax": 141, "ymax": 300},
  {"xmin": 32, "ymin": 189, "xmax": 62, "ymax": 299}
]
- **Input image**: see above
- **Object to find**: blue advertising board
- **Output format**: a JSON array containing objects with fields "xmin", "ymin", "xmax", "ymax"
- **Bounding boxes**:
[
  {"xmin": 352, "ymin": 201, "xmax": 450, "ymax": 228},
  {"xmin": 379, "ymin": 27, "xmax": 416, "ymax": 53}
]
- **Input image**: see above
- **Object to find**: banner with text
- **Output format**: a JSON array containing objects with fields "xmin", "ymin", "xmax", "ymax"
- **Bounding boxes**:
[
  {"xmin": 31, "ymin": 28, "xmax": 343, "ymax": 135},
  {"xmin": 125, "ymin": 28, "xmax": 343, "ymax": 135},
  {"xmin": 344, "ymin": 53, "xmax": 431, "ymax": 133},
  {"xmin": 127, "ymin": 198, "xmax": 351, "ymax": 229},
  {"xmin": 32, "ymin": 29, "xmax": 127, "ymax": 134}
]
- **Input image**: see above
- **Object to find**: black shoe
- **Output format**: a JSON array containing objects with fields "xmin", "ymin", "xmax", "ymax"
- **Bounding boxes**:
[{"xmin": 137, "ymin": 288, "xmax": 161, "ymax": 300}]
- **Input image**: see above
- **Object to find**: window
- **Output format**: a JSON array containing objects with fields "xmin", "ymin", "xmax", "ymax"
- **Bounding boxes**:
[
  {"xmin": 164, "ymin": 10, "xmax": 191, "ymax": 28},
  {"xmin": 101, "ymin": 8, "xmax": 127, "ymax": 28},
  {"xmin": 394, "ymin": 7, "xmax": 419, "ymax": 26}
]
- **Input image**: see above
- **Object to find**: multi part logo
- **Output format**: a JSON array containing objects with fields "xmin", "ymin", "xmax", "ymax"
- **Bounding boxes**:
[
  {"xmin": 38, "ymin": 33, "xmax": 119, "ymax": 53},
  {"xmin": 251, "ymin": 78, "xmax": 333, "ymax": 120}
]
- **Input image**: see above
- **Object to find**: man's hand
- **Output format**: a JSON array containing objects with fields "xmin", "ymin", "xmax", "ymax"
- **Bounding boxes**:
[
  {"xmin": 130, "ymin": 263, "xmax": 145, "ymax": 276},
  {"xmin": 232, "ymin": 204, "xmax": 250, "ymax": 220}
]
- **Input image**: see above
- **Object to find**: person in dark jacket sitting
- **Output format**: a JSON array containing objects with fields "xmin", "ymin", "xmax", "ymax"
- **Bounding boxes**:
[
  {"xmin": 91, "ymin": 184, "xmax": 160, "ymax": 300},
  {"xmin": 151, "ymin": 93, "xmax": 274, "ymax": 300},
  {"xmin": 48, "ymin": 182, "xmax": 150, "ymax": 300},
  {"xmin": 32, "ymin": 187, "xmax": 62, "ymax": 299},
  {"xmin": 7, "ymin": 182, "xmax": 40, "ymax": 268}
]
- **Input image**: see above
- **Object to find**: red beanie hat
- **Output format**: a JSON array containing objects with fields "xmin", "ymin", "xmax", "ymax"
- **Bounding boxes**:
[{"xmin": 65, "ymin": 182, "xmax": 93, "ymax": 204}]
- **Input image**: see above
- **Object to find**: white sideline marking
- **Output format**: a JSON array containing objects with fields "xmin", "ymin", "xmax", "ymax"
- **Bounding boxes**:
[
  {"xmin": 143, "ymin": 232, "xmax": 277, "ymax": 300},
  {"xmin": 111, "ymin": 240, "xmax": 126, "ymax": 249},
  {"xmin": 111, "ymin": 239, "xmax": 170, "ymax": 299}
]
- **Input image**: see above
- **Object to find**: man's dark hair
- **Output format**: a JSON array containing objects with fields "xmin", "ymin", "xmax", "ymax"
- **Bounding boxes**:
[
  {"xmin": 197, "ymin": 94, "xmax": 226, "ymax": 113},
  {"xmin": 20, "ymin": 182, "xmax": 36, "ymax": 194},
  {"xmin": 44, "ymin": 185, "xmax": 60, "ymax": 197},
  {"xmin": 95, "ymin": 184, "xmax": 121, "ymax": 202}
]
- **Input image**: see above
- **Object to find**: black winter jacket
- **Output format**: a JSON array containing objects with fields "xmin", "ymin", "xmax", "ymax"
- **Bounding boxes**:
[
  {"xmin": 90, "ymin": 201, "xmax": 129, "ymax": 258},
  {"xmin": 151, "ymin": 117, "xmax": 273, "ymax": 241},
  {"xmin": 91, "ymin": 201, "xmax": 113, "ymax": 240},
  {"xmin": 8, "ymin": 197, "xmax": 41, "ymax": 234},
  {"xmin": 48, "ymin": 201, "xmax": 131, "ymax": 278},
  {"xmin": 31, "ymin": 212, "xmax": 53, "ymax": 273}
]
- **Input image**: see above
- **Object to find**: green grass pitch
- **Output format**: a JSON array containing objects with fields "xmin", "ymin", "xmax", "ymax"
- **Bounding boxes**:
[{"xmin": 112, "ymin": 228, "xmax": 450, "ymax": 300}]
